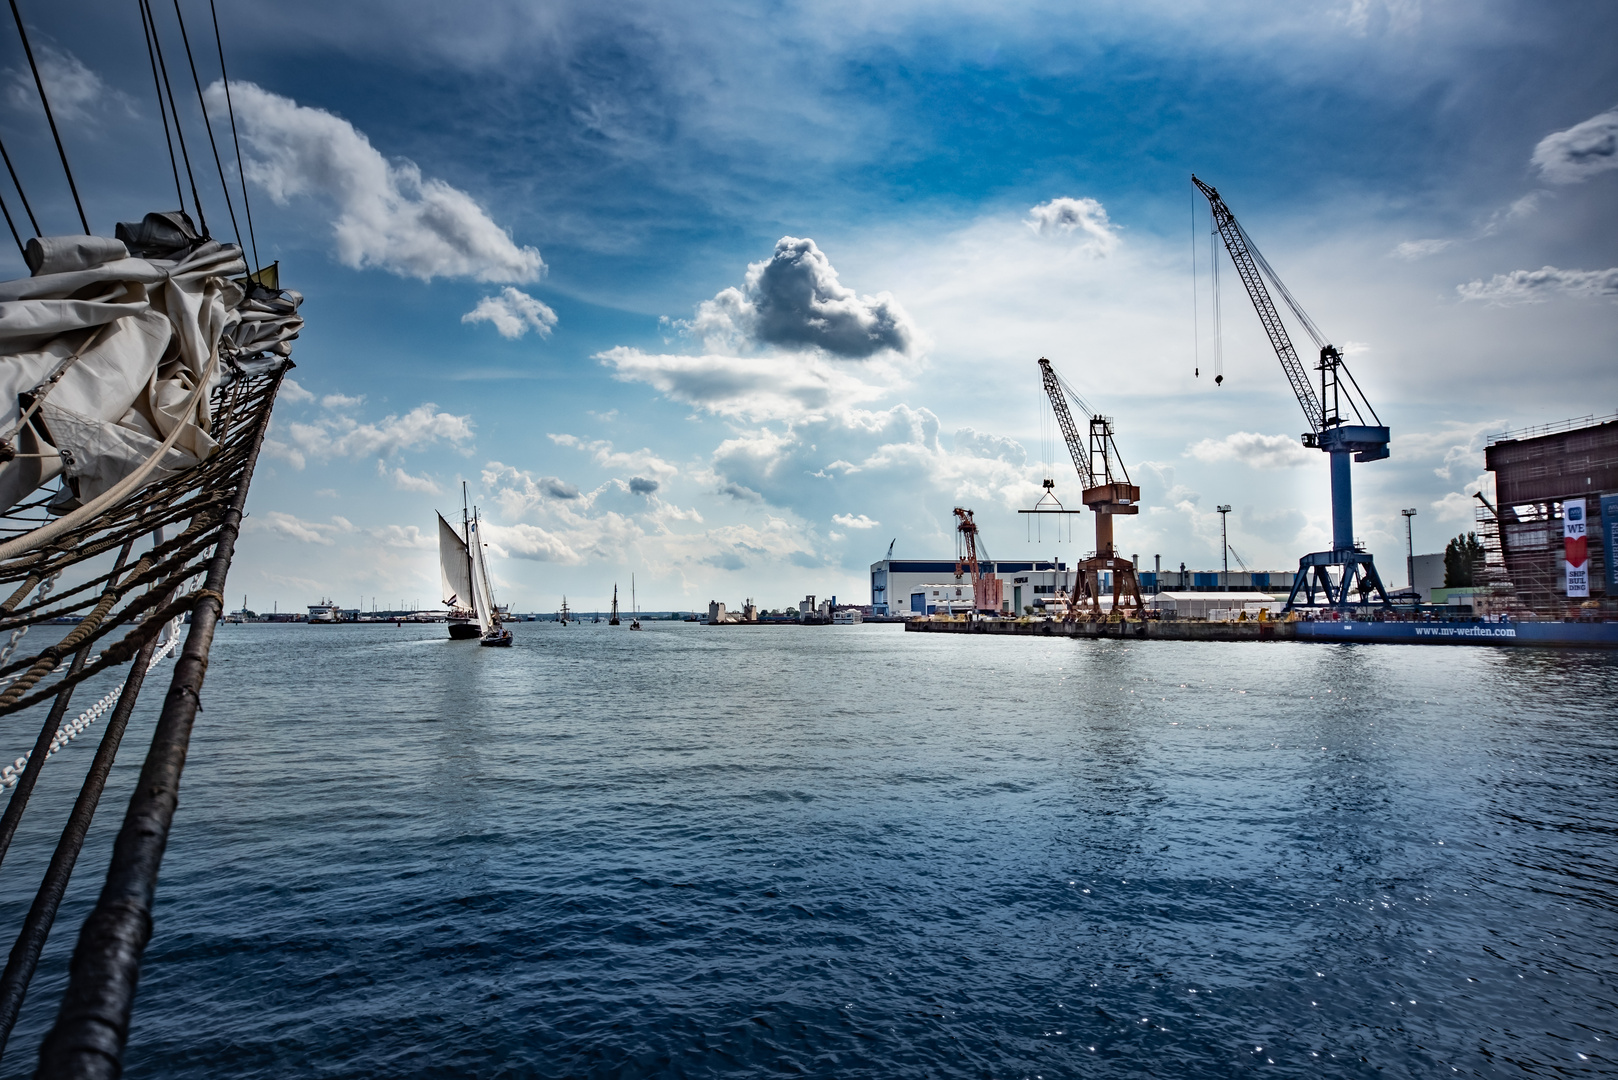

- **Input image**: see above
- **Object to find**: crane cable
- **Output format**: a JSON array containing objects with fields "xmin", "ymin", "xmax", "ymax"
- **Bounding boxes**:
[
  {"xmin": 170, "ymin": 0, "xmax": 241, "ymax": 253},
  {"xmin": 7, "ymin": 0, "xmax": 89, "ymax": 235}
]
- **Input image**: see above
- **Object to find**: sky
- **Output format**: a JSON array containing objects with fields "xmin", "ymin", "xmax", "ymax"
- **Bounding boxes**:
[{"xmin": 2, "ymin": 0, "xmax": 1615, "ymax": 613}]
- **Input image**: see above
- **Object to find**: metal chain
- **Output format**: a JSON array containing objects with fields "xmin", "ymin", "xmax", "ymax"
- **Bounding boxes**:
[{"xmin": 0, "ymin": 572, "xmax": 59, "ymax": 671}]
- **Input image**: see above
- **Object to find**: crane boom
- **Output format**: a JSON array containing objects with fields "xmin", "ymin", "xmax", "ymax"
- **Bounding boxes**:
[
  {"xmin": 1192, "ymin": 176, "xmax": 1323, "ymax": 432},
  {"xmin": 1039, "ymin": 358, "xmax": 1095, "ymax": 488}
]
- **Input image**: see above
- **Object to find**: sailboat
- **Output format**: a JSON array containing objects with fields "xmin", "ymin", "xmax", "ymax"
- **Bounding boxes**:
[
  {"xmin": 630, "ymin": 574, "xmax": 642, "ymax": 631},
  {"xmin": 467, "ymin": 503, "xmax": 512, "ymax": 647},
  {"xmin": 559, "ymin": 596, "xmax": 571, "ymax": 625},
  {"xmin": 609, "ymin": 584, "xmax": 620, "ymax": 626},
  {"xmin": 439, "ymin": 501, "xmax": 480, "ymax": 640}
]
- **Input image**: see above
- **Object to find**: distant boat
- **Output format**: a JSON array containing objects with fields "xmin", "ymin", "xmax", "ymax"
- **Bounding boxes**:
[
  {"xmin": 307, "ymin": 599, "xmax": 340, "ymax": 624},
  {"xmin": 609, "ymin": 583, "xmax": 620, "ymax": 626},
  {"xmin": 630, "ymin": 574, "xmax": 642, "ymax": 631},
  {"xmin": 560, "ymin": 596, "xmax": 571, "ymax": 625}
]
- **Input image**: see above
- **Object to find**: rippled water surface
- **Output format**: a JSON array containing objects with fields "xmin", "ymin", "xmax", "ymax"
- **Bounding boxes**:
[{"xmin": 2, "ymin": 622, "xmax": 1616, "ymax": 1077}]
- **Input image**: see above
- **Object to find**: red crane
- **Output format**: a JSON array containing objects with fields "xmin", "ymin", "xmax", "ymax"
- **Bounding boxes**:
[
  {"xmin": 1038, "ymin": 358, "xmax": 1146, "ymax": 619},
  {"xmin": 953, "ymin": 507, "xmax": 1004, "ymax": 614}
]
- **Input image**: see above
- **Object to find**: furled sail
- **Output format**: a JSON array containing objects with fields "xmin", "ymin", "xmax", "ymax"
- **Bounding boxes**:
[
  {"xmin": 438, "ymin": 512, "xmax": 473, "ymax": 609},
  {"xmin": 0, "ymin": 214, "xmax": 303, "ymax": 516}
]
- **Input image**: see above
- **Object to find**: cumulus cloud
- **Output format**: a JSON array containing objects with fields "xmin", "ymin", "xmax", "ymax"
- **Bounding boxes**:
[
  {"xmin": 7, "ymin": 48, "xmax": 130, "ymax": 124},
  {"xmin": 599, "ymin": 347, "xmax": 896, "ymax": 422},
  {"xmin": 1025, "ymin": 197, "xmax": 1120, "ymax": 256},
  {"xmin": 628, "ymin": 476, "xmax": 660, "ymax": 495},
  {"xmin": 953, "ymin": 427, "xmax": 1027, "ymax": 464},
  {"xmin": 1391, "ymin": 238, "xmax": 1454, "ymax": 260},
  {"xmin": 832, "ymin": 513, "xmax": 878, "ymax": 529},
  {"xmin": 1456, "ymin": 266, "xmax": 1618, "ymax": 305},
  {"xmin": 254, "ymin": 511, "xmax": 343, "ymax": 545},
  {"xmin": 678, "ymin": 237, "xmax": 915, "ymax": 358},
  {"xmin": 209, "ymin": 80, "xmax": 543, "ymax": 282},
  {"xmin": 323, "ymin": 393, "xmax": 365, "ymax": 409},
  {"xmin": 548, "ymin": 434, "xmax": 677, "ymax": 481},
  {"xmin": 280, "ymin": 377, "xmax": 315, "ymax": 403},
  {"xmin": 286, "ymin": 404, "xmax": 474, "ymax": 461},
  {"xmin": 379, "ymin": 461, "xmax": 441, "ymax": 494},
  {"xmin": 462, "ymin": 287, "xmax": 558, "ymax": 339},
  {"xmin": 1531, "ymin": 107, "xmax": 1618, "ymax": 184},
  {"xmin": 369, "ymin": 524, "xmax": 434, "ymax": 549},
  {"xmin": 481, "ymin": 522, "xmax": 582, "ymax": 564},
  {"xmin": 1187, "ymin": 431, "xmax": 1313, "ymax": 469}
]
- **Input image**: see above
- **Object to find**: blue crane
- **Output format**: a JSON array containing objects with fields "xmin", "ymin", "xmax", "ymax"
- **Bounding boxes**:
[{"xmin": 1192, "ymin": 176, "xmax": 1392, "ymax": 611}]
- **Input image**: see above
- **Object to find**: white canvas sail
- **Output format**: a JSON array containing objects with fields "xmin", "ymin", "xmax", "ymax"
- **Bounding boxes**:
[
  {"xmin": 468, "ymin": 514, "xmax": 497, "ymax": 634},
  {"xmin": 438, "ymin": 512, "xmax": 473, "ymax": 609}
]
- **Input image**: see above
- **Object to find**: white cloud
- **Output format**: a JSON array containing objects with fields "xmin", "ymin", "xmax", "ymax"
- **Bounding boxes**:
[
  {"xmin": 380, "ymin": 461, "xmax": 441, "ymax": 493},
  {"xmin": 598, "ymin": 347, "xmax": 898, "ymax": 423},
  {"xmin": 954, "ymin": 427, "xmax": 1027, "ymax": 464},
  {"xmin": 1186, "ymin": 431, "xmax": 1313, "ymax": 469},
  {"xmin": 462, "ymin": 287, "xmax": 558, "ymax": 339},
  {"xmin": 1531, "ymin": 107, "xmax": 1618, "ymax": 184},
  {"xmin": 481, "ymin": 522, "xmax": 583, "ymax": 564},
  {"xmin": 548, "ymin": 434, "xmax": 678, "ymax": 481},
  {"xmin": 255, "ymin": 511, "xmax": 339, "ymax": 545},
  {"xmin": 208, "ymin": 80, "xmax": 543, "ymax": 282},
  {"xmin": 1025, "ymin": 197, "xmax": 1120, "ymax": 256},
  {"xmin": 369, "ymin": 524, "xmax": 434, "ymax": 549},
  {"xmin": 286, "ymin": 404, "xmax": 474, "ymax": 461},
  {"xmin": 7, "ymin": 47, "xmax": 130, "ymax": 124},
  {"xmin": 263, "ymin": 438, "xmax": 305, "ymax": 470},
  {"xmin": 833, "ymin": 513, "xmax": 878, "ymax": 529},
  {"xmin": 1456, "ymin": 266, "xmax": 1618, "ymax": 305},
  {"xmin": 1432, "ymin": 473, "xmax": 1492, "ymax": 523},
  {"xmin": 322, "ymin": 393, "xmax": 365, "ymax": 410},
  {"xmin": 1391, "ymin": 238, "xmax": 1454, "ymax": 260},
  {"xmin": 676, "ymin": 236, "xmax": 915, "ymax": 358},
  {"xmin": 280, "ymin": 377, "xmax": 316, "ymax": 403}
]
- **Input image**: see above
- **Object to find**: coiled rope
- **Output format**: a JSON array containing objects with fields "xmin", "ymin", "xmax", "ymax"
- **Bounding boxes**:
[{"xmin": 0, "ymin": 620, "xmax": 181, "ymax": 790}]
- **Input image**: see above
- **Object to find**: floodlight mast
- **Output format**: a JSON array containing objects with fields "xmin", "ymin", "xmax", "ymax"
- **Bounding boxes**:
[{"xmin": 1191, "ymin": 175, "xmax": 1392, "ymax": 611}]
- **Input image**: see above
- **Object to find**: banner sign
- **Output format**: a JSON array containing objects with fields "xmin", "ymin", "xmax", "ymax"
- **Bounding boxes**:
[
  {"xmin": 1564, "ymin": 498, "xmax": 1588, "ymax": 598},
  {"xmin": 1604, "ymin": 494, "xmax": 1618, "ymax": 594}
]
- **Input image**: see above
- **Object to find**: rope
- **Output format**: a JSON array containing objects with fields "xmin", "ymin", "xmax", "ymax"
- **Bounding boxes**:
[
  {"xmin": 0, "ymin": 626, "xmax": 180, "ymax": 791},
  {"xmin": 0, "ymin": 133, "xmax": 37, "ymax": 236},
  {"xmin": 6, "ymin": 0, "xmax": 89, "ymax": 235},
  {"xmin": 140, "ymin": 0, "xmax": 208, "ymax": 238},
  {"xmin": 139, "ymin": 0, "xmax": 185, "ymax": 214},
  {"xmin": 0, "ymin": 573, "xmax": 56, "ymax": 670},
  {"xmin": 171, "ymin": 0, "xmax": 240, "ymax": 251},
  {"xmin": 208, "ymin": 0, "xmax": 257, "ymax": 269},
  {"xmin": 0, "ymin": 189, "xmax": 19, "ymax": 260}
]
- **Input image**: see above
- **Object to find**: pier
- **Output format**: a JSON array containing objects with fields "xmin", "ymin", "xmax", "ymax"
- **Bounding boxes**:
[{"xmin": 904, "ymin": 615, "xmax": 1618, "ymax": 647}]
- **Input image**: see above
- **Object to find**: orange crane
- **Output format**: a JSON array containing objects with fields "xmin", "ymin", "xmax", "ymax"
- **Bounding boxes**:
[
  {"xmin": 953, "ymin": 507, "xmax": 1004, "ymax": 614},
  {"xmin": 1038, "ymin": 358, "xmax": 1146, "ymax": 619}
]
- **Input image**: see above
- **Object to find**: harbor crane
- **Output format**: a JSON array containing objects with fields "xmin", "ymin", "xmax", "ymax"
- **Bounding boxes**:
[
  {"xmin": 1191, "ymin": 176, "xmax": 1392, "ymax": 611},
  {"xmin": 1037, "ymin": 358, "xmax": 1146, "ymax": 619},
  {"xmin": 953, "ymin": 507, "xmax": 1004, "ymax": 614}
]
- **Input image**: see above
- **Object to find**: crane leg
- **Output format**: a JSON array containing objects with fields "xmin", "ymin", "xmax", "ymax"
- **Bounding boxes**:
[{"xmin": 1330, "ymin": 449, "xmax": 1354, "ymax": 555}]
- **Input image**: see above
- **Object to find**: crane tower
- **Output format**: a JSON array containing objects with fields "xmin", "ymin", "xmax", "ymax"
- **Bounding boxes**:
[
  {"xmin": 1038, "ymin": 358, "xmax": 1146, "ymax": 619},
  {"xmin": 1192, "ymin": 176, "xmax": 1392, "ymax": 611}
]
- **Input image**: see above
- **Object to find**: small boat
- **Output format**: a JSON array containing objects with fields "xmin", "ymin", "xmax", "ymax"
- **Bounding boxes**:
[
  {"xmin": 609, "ymin": 583, "xmax": 621, "ymax": 625},
  {"xmin": 629, "ymin": 575, "xmax": 643, "ymax": 630},
  {"xmin": 480, "ymin": 626, "xmax": 513, "ymax": 647},
  {"xmin": 560, "ymin": 596, "xmax": 571, "ymax": 625}
]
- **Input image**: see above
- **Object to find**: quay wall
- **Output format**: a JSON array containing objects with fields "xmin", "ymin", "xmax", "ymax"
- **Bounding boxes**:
[{"xmin": 905, "ymin": 618, "xmax": 1290, "ymax": 642}]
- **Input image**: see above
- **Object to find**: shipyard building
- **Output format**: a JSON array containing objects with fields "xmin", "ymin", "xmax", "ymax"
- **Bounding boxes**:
[{"xmin": 1483, "ymin": 413, "xmax": 1617, "ymax": 614}]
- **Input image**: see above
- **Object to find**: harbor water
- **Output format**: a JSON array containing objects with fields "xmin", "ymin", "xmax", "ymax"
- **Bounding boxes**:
[{"xmin": 1, "ymin": 622, "xmax": 1615, "ymax": 1077}]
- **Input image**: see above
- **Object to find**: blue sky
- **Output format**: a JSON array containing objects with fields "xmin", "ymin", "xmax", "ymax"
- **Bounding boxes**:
[{"xmin": 4, "ymin": 0, "xmax": 1615, "ymax": 612}]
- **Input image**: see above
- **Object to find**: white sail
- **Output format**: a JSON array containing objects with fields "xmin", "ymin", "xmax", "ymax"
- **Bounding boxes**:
[
  {"xmin": 468, "ymin": 513, "xmax": 497, "ymax": 634},
  {"xmin": 438, "ymin": 513, "xmax": 473, "ymax": 609}
]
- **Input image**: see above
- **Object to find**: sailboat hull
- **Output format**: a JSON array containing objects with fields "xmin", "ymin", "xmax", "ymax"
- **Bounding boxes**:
[{"xmin": 448, "ymin": 622, "xmax": 481, "ymax": 640}]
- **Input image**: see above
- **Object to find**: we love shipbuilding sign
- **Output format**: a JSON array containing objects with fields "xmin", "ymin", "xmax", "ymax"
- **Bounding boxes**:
[{"xmin": 1564, "ymin": 498, "xmax": 1589, "ymax": 598}]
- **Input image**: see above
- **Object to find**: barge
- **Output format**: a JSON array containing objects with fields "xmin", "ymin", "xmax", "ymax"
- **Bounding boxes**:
[{"xmin": 905, "ymin": 615, "xmax": 1618, "ymax": 648}]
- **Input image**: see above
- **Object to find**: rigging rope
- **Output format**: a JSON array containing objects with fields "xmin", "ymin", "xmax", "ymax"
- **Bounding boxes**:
[
  {"xmin": 141, "ymin": 0, "xmax": 209, "ymax": 237},
  {"xmin": 1190, "ymin": 184, "xmax": 1199, "ymax": 378},
  {"xmin": 139, "ymin": 0, "xmax": 185, "ymax": 214},
  {"xmin": 7, "ymin": 0, "xmax": 89, "ymax": 234},
  {"xmin": 0, "ymin": 190, "xmax": 20, "ymax": 260},
  {"xmin": 208, "ymin": 0, "xmax": 258, "ymax": 270},
  {"xmin": 171, "ymin": 0, "xmax": 241, "ymax": 252},
  {"xmin": 0, "ymin": 134, "xmax": 36, "ymax": 239}
]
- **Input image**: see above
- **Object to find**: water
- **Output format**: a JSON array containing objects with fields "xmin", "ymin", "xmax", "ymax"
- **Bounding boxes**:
[{"xmin": 1, "ymin": 622, "xmax": 1615, "ymax": 1077}]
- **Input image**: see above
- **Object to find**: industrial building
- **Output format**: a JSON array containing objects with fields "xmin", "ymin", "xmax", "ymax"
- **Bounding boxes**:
[
  {"xmin": 871, "ymin": 558, "xmax": 1302, "ymax": 615},
  {"xmin": 1483, "ymin": 413, "xmax": 1617, "ymax": 614}
]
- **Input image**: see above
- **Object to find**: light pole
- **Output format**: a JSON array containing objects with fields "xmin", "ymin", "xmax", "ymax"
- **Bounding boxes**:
[
  {"xmin": 1401, "ymin": 508, "xmax": 1418, "ymax": 590},
  {"xmin": 1216, "ymin": 505, "xmax": 1232, "ymax": 590}
]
